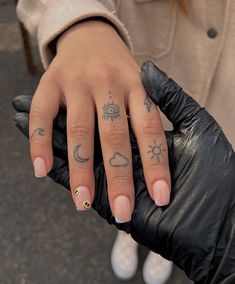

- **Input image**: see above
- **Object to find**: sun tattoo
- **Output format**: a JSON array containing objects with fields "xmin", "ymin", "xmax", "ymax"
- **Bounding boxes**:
[{"xmin": 147, "ymin": 140, "xmax": 166, "ymax": 163}]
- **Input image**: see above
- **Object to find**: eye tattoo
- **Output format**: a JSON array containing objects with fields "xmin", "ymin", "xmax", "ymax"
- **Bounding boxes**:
[
  {"xmin": 30, "ymin": 128, "xmax": 45, "ymax": 138},
  {"xmin": 144, "ymin": 95, "xmax": 152, "ymax": 112},
  {"xmin": 109, "ymin": 152, "xmax": 129, "ymax": 167},
  {"xmin": 102, "ymin": 92, "xmax": 120, "ymax": 121},
  {"xmin": 147, "ymin": 140, "xmax": 166, "ymax": 163},
  {"xmin": 74, "ymin": 144, "xmax": 89, "ymax": 163}
]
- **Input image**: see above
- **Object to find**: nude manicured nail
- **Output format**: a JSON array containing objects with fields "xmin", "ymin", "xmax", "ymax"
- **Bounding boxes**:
[
  {"xmin": 74, "ymin": 186, "xmax": 91, "ymax": 211},
  {"xmin": 33, "ymin": 157, "xmax": 47, "ymax": 177},
  {"xmin": 114, "ymin": 195, "xmax": 132, "ymax": 223},
  {"xmin": 153, "ymin": 180, "xmax": 170, "ymax": 206}
]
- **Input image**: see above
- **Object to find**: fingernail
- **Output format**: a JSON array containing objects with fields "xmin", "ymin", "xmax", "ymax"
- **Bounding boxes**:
[
  {"xmin": 74, "ymin": 186, "xmax": 91, "ymax": 211},
  {"xmin": 33, "ymin": 157, "xmax": 47, "ymax": 177},
  {"xmin": 153, "ymin": 180, "xmax": 170, "ymax": 206},
  {"xmin": 114, "ymin": 195, "xmax": 132, "ymax": 223}
]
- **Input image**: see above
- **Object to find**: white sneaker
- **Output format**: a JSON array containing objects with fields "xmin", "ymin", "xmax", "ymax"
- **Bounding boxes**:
[
  {"xmin": 143, "ymin": 252, "xmax": 173, "ymax": 284},
  {"xmin": 111, "ymin": 231, "xmax": 138, "ymax": 280}
]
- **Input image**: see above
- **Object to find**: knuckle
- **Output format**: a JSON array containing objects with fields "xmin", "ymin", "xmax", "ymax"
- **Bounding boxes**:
[
  {"xmin": 70, "ymin": 170, "xmax": 94, "ymax": 189},
  {"xmin": 30, "ymin": 105, "xmax": 45, "ymax": 120},
  {"xmin": 103, "ymin": 127, "xmax": 127, "ymax": 145},
  {"xmin": 109, "ymin": 175, "xmax": 132, "ymax": 189},
  {"xmin": 147, "ymin": 163, "xmax": 160, "ymax": 173},
  {"xmin": 91, "ymin": 63, "xmax": 119, "ymax": 85},
  {"xmin": 65, "ymin": 77, "xmax": 88, "ymax": 94},
  {"xmin": 97, "ymin": 69, "xmax": 115, "ymax": 82},
  {"xmin": 30, "ymin": 136, "xmax": 50, "ymax": 146},
  {"xmin": 142, "ymin": 119, "xmax": 163, "ymax": 136},
  {"xmin": 64, "ymin": 72, "xmax": 79, "ymax": 85},
  {"xmin": 131, "ymin": 81, "xmax": 144, "ymax": 91},
  {"xmin": 71, "ymin": 167, "xmax": 91, "ymax": 179},
  {"xmin": 39, "ymin": 71, "xmax": 55, "ymax": 86},
  {"xmin": 147, "ymin": 161, "xmax": 169, "ymax": 175},
  {"xmin": 68, "ymin": 123, "xmax": 90, "ymax": 138},
  {"xmin": 128, "ymin": 79, "xmax": 145, "ymax": 94}
]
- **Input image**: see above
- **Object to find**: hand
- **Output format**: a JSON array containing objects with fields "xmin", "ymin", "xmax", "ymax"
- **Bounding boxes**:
[
  {"xmin": 13, "ymin": 61, "xmax": 235, "ymax": 283},
  {"xmin": 28, "ymin": 20, "xmax": 171, "ymax": 221}
]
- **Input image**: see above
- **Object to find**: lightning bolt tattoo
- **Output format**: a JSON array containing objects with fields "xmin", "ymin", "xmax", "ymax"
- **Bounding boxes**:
[{"xmin": 144, "ymin": 95, "xmax": 152, "ymax": 112}]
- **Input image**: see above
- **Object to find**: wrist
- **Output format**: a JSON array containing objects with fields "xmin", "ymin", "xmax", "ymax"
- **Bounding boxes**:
[{"xmin": 56, "ymin": 18, "xmax": 118, "ymax": 52}]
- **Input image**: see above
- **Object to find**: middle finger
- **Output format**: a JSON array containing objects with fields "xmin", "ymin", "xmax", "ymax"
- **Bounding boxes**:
[{"xmin": 94, "ymin": 87, "xmax": 134, "ymax": 223}]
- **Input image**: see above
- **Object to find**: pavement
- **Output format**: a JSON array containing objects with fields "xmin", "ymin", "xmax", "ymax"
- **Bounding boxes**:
[{"xmin": 0, "ymin": 1, "xmax": 192, "ymax": 284}]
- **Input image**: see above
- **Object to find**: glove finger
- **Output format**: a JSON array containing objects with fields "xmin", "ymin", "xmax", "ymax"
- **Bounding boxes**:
[
  {"xmin": 48, "ymin": 156, "xmax": 70, "ymax": 190},
  {"xmin": 13, "ymin": 112, "xmax": 30, "ymax": 137},
  {"xmin": 12, "ymin": 95, "xmax": 32, "ymax": 113},
  {"xmin": 141, "ymin": 61, "xmax": 203, "ymax": 130},
  {"xmin": 13, "ymin": 112, "xmax": 68, "ymax": 159},
  {"xmin": 54, "ymin": 109, "xmax": 67, "ymax": 134}
]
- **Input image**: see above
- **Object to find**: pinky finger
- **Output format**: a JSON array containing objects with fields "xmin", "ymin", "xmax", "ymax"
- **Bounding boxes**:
[{"xmin": 29, "ymin": 77, "xmax": 60, "ymax": 177}]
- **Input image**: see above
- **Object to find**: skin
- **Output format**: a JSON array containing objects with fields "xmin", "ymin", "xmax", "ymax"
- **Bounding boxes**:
[{"xmin": 29, "ymin": 20, "xmax": 171, "ymax": 221}]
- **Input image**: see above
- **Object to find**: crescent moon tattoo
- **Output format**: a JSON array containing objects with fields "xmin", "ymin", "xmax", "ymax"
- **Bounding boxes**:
[{"xmin": 74, "ymin": 144, "xmax": 90, "ymax": 163}]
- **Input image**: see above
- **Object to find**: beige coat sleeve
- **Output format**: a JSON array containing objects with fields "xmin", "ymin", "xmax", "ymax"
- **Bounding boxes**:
[{"xmin": 16, "ymin": 0, "xmax": 132, "ymax": 69}]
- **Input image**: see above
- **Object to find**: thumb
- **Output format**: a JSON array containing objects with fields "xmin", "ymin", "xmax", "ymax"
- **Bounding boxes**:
[{"xmin": 141, "ymin": 61, "xmax": 202, "ymax": 129}]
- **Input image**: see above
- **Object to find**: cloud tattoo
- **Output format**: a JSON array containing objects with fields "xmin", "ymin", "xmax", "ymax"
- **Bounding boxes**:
[{"xmin": 109, "ymin": 152, "xmax": 129, "ymax": 167}]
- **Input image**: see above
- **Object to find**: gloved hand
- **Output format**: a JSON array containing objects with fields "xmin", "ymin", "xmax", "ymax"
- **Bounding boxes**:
[{"xmin": 12, "ymin": 61, "xmax": 235, "ymax": 284}]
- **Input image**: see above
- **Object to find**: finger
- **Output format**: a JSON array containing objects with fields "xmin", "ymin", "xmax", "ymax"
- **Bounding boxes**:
[
  {"xmin": 66, "ymin": 90, "xmax": 95, "ymax": 212},
  {"xmin": 95, "ymin": 88, "xmax": 134, "ymax": 223},
  {"xmin": 14, "ymin": 110, "xmax": 68, "ymax": 160},
  {"xmin": 12, "ymin": 95, "xmax": 67, "ymax": 137},
  {"xmin": 128, "ymin": 84, "xmax": 171, "ymax": 206},
  {"xmin": 30, "ymin": 77, "xmax": 60, "ymax": 178},
  {"xmin": 141, "ymin": 61, "xmax": 202, "ymax": 129},
  {"xmin": 12, "ymin": 95, "xmax": 32, "ymax": 113},
  {"xmin": 13, "ymin": 112, "xmax": 30, "ymax": 137}
]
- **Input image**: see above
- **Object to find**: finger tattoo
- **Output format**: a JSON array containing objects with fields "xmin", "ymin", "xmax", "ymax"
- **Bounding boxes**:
[
  {"xmin": 30, "ymin": 128, "xmax": 45, "ymax": 138},
  {"xmin": 74, "ymin": 144, "xmax": 90, "ymax": 163},
  {"xmin": 147, "ymin": 140, "xmax": 166, "ymax": 163},
  {"xmin": 109, "ymin": 152, "xmax": 129, "ymax": 167},
  {"xmin": 144, "ymin": 95, "xmax": 152, "ymax": 112},
  {"xmin": 102, "ymin": 91, "xmax": 120, "ymax": 121}
]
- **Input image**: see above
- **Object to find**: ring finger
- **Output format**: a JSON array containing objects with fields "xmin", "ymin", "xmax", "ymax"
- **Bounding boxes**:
[{"xmin": 66, "ymin": 88, "xmax": 95, "ymax": 211}]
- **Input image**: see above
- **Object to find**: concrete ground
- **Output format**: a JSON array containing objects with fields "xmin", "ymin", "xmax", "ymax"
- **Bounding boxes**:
[{"xmin": 0, "ymin": 1, "xmax": 192, "ymax": 284}]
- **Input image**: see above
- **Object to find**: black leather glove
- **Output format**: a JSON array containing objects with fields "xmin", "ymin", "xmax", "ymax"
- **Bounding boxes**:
[{"xmin": 12, "ymin": 61, "xmax": 235, "ymax": 284}]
